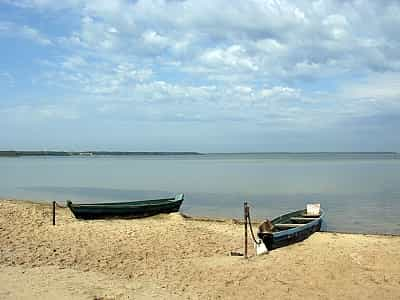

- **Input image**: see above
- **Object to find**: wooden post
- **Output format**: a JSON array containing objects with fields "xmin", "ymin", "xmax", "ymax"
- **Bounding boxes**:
[
  {"xmin": 244, "ymin": 201, "xmax": 248, "ymax": 259},
  {"xmin": 52, "ymin": 201, "xmax": 56, "ymax": 226}
]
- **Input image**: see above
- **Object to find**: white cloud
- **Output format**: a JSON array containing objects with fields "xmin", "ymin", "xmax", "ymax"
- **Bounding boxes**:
[
  {"xmin": 201, "ymin": 45, "xmax": 258, "ymax": 71},
  {"xmin": 142, "ymin": 30, "xmax": 169, "ymax": 48},
  {"xmin": 3, "ymin": 0, "xmax": 84, "ymax": 10},
  {"xmin": 61, "ymin": 56, "xmax": 87, "ymax": 70},
  {"xmin": 41, "ymin": 57, "xmax": 153, "ymax": 95},
  {"xmin": 234, "ymin": 86, "xmax": 253, "ymax": 94},
  {"xmin": 12, "ymin": 0, "xmax": 400, "ymax": 78},
  {"xmin": 293, "ymin": 61, "xmax": 321, "ymax": 77},
  {"xmin": 260, "ymin": 86, "xmax": 299, "ymax": 99},
  {"xmin": 132, "ymin": 81, "xmax": 218, "ymax": 103},
  {"xmin": 0, "ymin": 21, "xmax": 52, "ymax": 45},
  {"xmin": 340, "ymin": 72, "xmax": 400, "ymax": 105},
  {"xmin": 108, "ymin": 27, "xmax": 118, "ymax": 34},
  {"xmin": 20, "ymin": 25, "xmax": 52, "ymax": 45},
  {"xmin": 3, "ymin": 0, "xmax": 400, "ymax": 135},
  {"xmin": 255, "ymin": 38, "xmax": 286, "ymax": 54}
]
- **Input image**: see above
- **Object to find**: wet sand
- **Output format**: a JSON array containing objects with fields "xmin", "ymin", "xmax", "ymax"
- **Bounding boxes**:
[{"xmin": 1, "ymin": 199, "xmax": 400, "ymax": 299}]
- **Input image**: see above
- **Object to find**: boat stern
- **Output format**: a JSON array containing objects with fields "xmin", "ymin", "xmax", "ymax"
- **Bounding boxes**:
[{"xmin": 175, "ymin": 194, "xmax": 184, "ymax": 201}]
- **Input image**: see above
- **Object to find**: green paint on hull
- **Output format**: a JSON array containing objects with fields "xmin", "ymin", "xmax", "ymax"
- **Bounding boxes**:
[{"xmin": 67, "ymin": 194, "xmax": 184, "ymax": 219}]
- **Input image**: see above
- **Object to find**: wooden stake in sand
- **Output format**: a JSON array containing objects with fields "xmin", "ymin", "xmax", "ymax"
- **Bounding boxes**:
[
  {"xmin": 244, "ymin": 201, "xmax": 249, "ymax": 259},
  {"xmin": 52, "ymin": 201, "xmax": 56, "ymax": 226}
]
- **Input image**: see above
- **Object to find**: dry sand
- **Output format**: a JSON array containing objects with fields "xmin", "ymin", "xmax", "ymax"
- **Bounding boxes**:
[{"xmin": 1, "ymin": 199, "xmax": 400, "ymax": 299}]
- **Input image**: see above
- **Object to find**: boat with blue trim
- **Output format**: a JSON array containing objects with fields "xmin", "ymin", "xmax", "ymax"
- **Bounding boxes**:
[{"xmin": 257, "ymin": 204, "xmax": 324, "ymax": 250}]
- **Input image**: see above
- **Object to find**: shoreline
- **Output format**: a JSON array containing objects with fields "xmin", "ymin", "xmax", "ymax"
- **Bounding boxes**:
[
  {"xmin": 1, "ymin": 199, "xmax": 400, "ymax": 299},
  {"xmin": 0, "ymin": 151, "xmax": 203, "ymax": 157},
  {"xmin": 2, "ymin": 197, "xmax": 399, "ymax": 237}
]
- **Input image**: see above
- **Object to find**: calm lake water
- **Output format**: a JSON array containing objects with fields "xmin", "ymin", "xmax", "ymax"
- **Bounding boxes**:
[{"xmin": 1, "ymin": 153, "xmax": 400, "ymax": 235}]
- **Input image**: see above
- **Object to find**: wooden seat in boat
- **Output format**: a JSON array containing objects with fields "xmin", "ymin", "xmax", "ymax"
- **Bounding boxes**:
[
  {"xmin": 291, "ymin": 217, "xmax": 319, "ymax": 222},
  {"xmin": 274, "ymin": 223, "xmax": 304, "ymax": 229}
]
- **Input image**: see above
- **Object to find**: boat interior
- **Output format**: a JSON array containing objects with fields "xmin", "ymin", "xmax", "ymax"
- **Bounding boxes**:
[
  {"xmin": 260, "ymin": 204, "xmax": 322, "ymax": 233},
  {"xmin": 273, "ymin": 215, "xmax": 320, "ymax": 231}
]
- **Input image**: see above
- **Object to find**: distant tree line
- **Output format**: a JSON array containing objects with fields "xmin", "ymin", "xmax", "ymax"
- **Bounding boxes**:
[{"xmin": 0, "ymin": 151, "xmax": 202, "ymax": 157}]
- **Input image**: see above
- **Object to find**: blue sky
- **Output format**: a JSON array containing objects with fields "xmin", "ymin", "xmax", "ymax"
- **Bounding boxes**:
[{"xmin": 1, "ymin": 0, "xmax": 400, "ymax": 152}]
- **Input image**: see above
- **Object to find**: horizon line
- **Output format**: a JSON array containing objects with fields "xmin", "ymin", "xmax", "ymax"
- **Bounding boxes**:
[{"xmin": 0, "ymin": 150, "xmax": 398, "ymax": 155}]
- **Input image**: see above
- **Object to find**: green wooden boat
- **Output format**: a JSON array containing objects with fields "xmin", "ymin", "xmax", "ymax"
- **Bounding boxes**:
[{"xmin": 67, "ymin": 194, "xmax": 184, "ymax": 219}]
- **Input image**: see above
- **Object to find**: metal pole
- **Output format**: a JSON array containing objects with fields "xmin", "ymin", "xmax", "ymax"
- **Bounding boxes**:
[
  {"xmin": 52, "ymin": 201, "xmax": 56, "ymax": 226},
  {"xmin": 244, "ymin": 201, "xmax": 248, "ymax": 259}
]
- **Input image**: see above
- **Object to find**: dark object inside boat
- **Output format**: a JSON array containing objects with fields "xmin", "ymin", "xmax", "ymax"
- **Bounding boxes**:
[
  {"xmin": 66, "ymin": 194, "xmax": 184, "ymax": 219},
  {"xmin": 257, "ymin": 206, "xmax": 323, "ymax": 250}
]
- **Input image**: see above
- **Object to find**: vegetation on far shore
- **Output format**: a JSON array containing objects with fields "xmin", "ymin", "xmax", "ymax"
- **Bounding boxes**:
[{"xmin": 0, "ymin": 151, "xmax": 202, "ymax": 157}]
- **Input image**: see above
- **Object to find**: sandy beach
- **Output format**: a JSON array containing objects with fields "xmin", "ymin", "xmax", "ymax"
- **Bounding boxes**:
[{"xmin": 1, "ymin": 199, "xmax": 400, "ymax": 299}]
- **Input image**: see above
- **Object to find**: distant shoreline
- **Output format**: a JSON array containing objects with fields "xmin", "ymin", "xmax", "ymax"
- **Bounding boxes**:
[
  {"xmin": 0, "ymin": 151, "xmax": 203, "ymax": 157},
  {"xmin": 0, "ymin": 150, "xmax": 398, "ymax": 157}
]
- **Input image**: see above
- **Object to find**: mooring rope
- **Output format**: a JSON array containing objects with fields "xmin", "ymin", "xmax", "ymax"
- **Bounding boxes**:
[
  {"xmin": 246, "ymin": 209, "xmax": 261, "ymax": 245},
  {"xmin": 55, "ymin": 202, "xmax": 66, "ymax": 208}
]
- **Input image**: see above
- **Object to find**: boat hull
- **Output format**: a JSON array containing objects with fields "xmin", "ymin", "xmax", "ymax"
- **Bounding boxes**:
[
  {"xmin": 67, "ymin": 195, "xmax": 184, "ymax": 219},
  {"xmin": 258, "ymin": 209, "xmax": 323, "ymax": 250}
]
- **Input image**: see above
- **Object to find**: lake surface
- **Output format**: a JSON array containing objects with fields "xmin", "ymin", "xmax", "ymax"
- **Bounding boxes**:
[{"xmin": 1, "ymin": 153, "xmax": 400, "ymax": 235}]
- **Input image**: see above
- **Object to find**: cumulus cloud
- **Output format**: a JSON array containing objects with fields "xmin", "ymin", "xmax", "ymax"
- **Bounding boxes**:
[
  {"xmin": 2, "ymin": 0, "xmax": 400, "ymax": 148},
  {"xmin": 40, "ymin": 57, "xmax": 153, "ymax": 95},
  {"xmin": 201, "ymin": 45, "xmax": 258, "ymax": 71},
  {"xmin": 11, "ymin": 0, "xmax": 400, "ymax": 78},
  {"xmin": 142, "ymin": 31, "xmax": 169, "ymax": 48}
]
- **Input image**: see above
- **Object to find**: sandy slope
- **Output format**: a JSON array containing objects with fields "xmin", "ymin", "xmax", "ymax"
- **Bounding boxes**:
[{"xmin": 1, "ymin": 199, "xmax": 400, "ymax": 299}]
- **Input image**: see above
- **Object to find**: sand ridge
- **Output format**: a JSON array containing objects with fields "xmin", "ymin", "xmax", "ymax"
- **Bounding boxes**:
[{"xmin": 1, "ymin": 199, "xmax": 400, "ymax": 299}]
